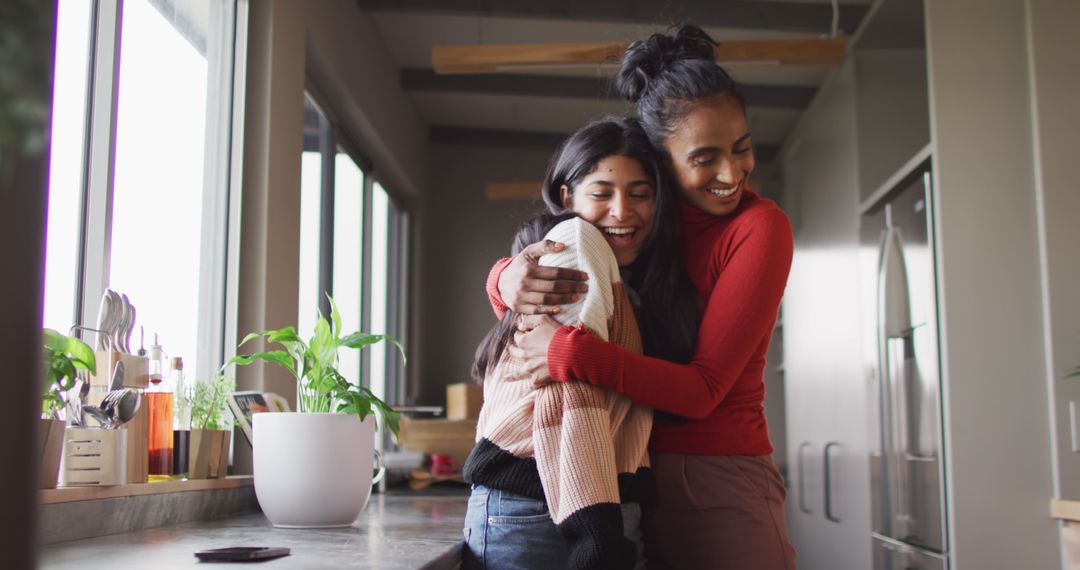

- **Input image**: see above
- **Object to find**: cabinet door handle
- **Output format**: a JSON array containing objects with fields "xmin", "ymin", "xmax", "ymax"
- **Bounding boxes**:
[
  {"xmin": 797, "ymin": 442, "xmax": 812, "ymax": 514},
  {"xmin": 824, "ymin": 441, "xmax": 841, "ymax": 523}
]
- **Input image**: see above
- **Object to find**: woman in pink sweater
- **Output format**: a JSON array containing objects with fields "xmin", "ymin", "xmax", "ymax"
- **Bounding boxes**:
[
  {"xmin": 487, "ymin": 25, "xmax": 796, "ymax": 569},
  {"xmin": 463, "ymin": 117, "xmax": 700, "ymax": 570}
]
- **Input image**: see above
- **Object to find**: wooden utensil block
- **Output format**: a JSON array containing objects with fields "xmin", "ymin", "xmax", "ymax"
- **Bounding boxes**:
[
  {"xmin": 37, "ymin": 419, "xmax": 65, "ymax": 489},
  {"xmin": 397, "ymin": 418, "xmax": 476, "ymax": 467},
  {"xmin": 446, "ymin": 383, "xmax": 483, "ymax": 420},
  {"xmin": 90, "ymin": 352, "xmax": 149, "ymax": 389},
  {"xmin": 189, "ymin": 429, "xmax": 230, "ymax": 479}
]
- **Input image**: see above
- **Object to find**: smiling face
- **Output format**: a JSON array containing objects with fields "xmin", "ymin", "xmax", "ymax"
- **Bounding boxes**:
[
  {"xmin": 562, "ymin": 154, "xmax": 656, "ymax": 267},
  {"xmin": 663, "ymin": 94, "xmax": 755, "ymax": 216}
]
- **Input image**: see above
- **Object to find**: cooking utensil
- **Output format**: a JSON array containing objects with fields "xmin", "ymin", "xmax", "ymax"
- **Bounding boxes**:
[
  {"xmin": 107, "ymin": 290, "xmax": 124, "ymax": 352},
  {"xmin": 82, "ymin": 405, "xmax": 112, "ymax": 428},
  {"xmin": 103, "ymin": 389, "xmax": 141, "ymax": 428},
  {"xmin": 94, "ymin": 293, "xmax": 113, "ymax": 351},
  {"xmin": 113, "ymin": 297, "xmax": 129, "ymax": 354},
  {"xmin": 109, "ymin": 361, "xmax": 125, "ymax": 392},
  {"xmin": 122, "ymin": 294, "xmax": 135, "ymax": 354},
  {"xmin": 65, "ymin": 379, "xmax": 87, "ymax": 427}
]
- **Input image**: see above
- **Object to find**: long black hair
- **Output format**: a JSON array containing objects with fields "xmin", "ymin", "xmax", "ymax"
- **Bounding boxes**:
[
  {"xmin": 471, "ymin": 118, "xmax": 699, "ymax": 383},
  {"xmin": 614, "ymin": 24, "xmax": 746, "ymax": 150}
]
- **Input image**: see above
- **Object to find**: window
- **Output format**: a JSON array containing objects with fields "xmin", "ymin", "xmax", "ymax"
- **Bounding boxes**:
[
  {"xmin": 332, "ymin": 152, "xmax": 364, "ymax": 385},
  {"xmin": 43, "ymin": 0, "xmax": 93, "ymax": 333},
  {"xmin": 297, "ymin": 91, "xmax": 409, "ymax": 404},
  {"xmin": 43, "ymin": 0, "xmax": 244, "ymax": 381}
]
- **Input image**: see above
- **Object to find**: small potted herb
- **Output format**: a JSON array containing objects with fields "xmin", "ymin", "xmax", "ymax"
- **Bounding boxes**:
[
  {"xmin": 228, "ymin": 296, "xmax": 403, "ymax": 528},
  {"xmin": 41, "ymin": 329, "xmax": 96, "ymax": 489},
  {"xmin": 186, "ymin": 375, "xmax": 234, "ymax": 479}
]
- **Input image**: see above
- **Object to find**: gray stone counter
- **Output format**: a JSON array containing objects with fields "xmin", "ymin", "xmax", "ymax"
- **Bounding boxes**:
[{"xmin": 41, "ymin": 490, "xmax": 468, "ymax": 569}]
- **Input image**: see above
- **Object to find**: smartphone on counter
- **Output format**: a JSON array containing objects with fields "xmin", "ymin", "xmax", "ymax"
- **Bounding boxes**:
[{"xmin": 194, "ymin": 546, "xmax": 290, "ymax": 562}]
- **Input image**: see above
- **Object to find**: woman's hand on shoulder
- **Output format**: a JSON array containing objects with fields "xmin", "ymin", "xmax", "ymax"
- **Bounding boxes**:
[{"xmin": 498, "ymin": 240, "xmax": 589, "ymax": 315}]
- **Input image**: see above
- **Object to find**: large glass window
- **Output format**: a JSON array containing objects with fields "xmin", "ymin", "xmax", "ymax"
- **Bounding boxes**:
[
  {"xmin": 43, "ymin": 0, "xmax": 243, "ymax": 382},
  {"xmin": 109, "ymin": 0, "xmax": 212, "ymax": 373},
  {"xmin": 298, "ymin": 95, "xmax": 327, "ymax": 338},
  {"xmin": 43, "ymin": 0, "xmax": 93, "ymax": 333},
  {"xmin": 333, "ymin": 152, "xmax": 364, "ymax": 385},
  {"xmin": 368, "ymin": 182, "xmax": 390, "ymax": 403},
  {"xmin": 297, "ymin": 92, "xmax": 409, "ymax": 404}
]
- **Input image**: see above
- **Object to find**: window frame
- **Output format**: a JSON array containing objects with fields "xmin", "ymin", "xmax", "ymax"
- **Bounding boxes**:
[{"xmin": 62, "ymin": 0, "xmax": 247, "ymax": 382}]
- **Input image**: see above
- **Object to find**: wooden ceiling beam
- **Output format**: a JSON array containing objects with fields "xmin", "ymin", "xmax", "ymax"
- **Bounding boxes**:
[
  {"xmin": 358, "ymin": 0, "xmax": 870, "ymax": 35},
  {"xmin": 433, "ymin": 126, "xmax": 780, "ymax": 161},
  {"xmin": 401, "ymin": 68, "xmax": 817, "ymax": 109},
  {"xmin": 432, "ymin": 38, "xmax": 847, "ymax": 74}
]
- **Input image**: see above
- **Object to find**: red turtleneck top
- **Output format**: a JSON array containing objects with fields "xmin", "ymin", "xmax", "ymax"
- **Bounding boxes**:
[{"xmin": 484, "ymin": 191, "xmax": 793, "ymax": 456}]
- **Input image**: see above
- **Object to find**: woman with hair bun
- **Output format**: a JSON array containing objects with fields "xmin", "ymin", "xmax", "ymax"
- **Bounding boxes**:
[{"xmin": 486, "ymin": 24, "xmax": 797, "ymax": 569}]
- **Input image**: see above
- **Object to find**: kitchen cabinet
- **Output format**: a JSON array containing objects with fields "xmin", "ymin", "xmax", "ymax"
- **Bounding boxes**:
[{"xmin": 777, "ymin": 57, "xmax": 873, "ymax": 570}]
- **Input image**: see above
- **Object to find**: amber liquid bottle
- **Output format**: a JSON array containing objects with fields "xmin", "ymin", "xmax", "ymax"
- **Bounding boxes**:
[
  {"xmin": 147, "ymin": 383, "xmax": 174, "ymax": 479},
  {"xmin": 147, "ymin": 339, "xmax": 174, "ymax": 480}
]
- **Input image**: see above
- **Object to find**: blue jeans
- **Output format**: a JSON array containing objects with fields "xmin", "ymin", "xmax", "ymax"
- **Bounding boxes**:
[{"xmin": 462, "ymin": 485, "xmax": 645, "ymax": 570}]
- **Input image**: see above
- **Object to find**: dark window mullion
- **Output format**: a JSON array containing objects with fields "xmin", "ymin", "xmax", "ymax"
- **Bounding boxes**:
[{"xmin": 316, "ymin": 114, "xmax": 335, "ymax": 319}]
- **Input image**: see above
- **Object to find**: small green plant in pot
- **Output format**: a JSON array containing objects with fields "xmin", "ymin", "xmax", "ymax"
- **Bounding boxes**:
[
  {"xmin": 40, "ymin": 329, "xmax": 97, "ymax": 489},
  {"xmin": 186, "ymin": 375, "xmax": 234, "ymax": 479},
  {"xmin": 227, "ymin": 296, "xmax": 404, "ymax": 528}
]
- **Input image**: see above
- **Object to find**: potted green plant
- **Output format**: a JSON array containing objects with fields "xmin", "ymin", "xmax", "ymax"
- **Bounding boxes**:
[
  {"xmin": 228, "ymin": 296, "xmax": 403, "ymax": 528},
  {"xmin": 40, "ymin": 329, "xmax": 96, "ymax": 489},
  {"xmin": 186, "ymin": 374, "xmax": 234, "ymax": 479}
]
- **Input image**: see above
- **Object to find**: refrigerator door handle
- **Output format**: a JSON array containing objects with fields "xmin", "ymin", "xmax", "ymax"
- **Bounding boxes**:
[
  {"xmin": 824, "ymin": 441, "xmax": 841, "ymax": 523},
  {"xmin": 879, "ymin": 220, "xmax": 915, "ymax": 539},
  {"xmin": 797, "ymin": 442, "xmax": 812, "ymax": 514}
]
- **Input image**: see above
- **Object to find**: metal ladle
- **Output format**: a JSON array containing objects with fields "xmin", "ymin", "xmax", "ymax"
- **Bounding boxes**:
[
  {"xmin": 106, "ymin": 389, "xmax": 141, "ymax": 428},
  {"xmin": 82, "ymin": 405, "xmax": 112, "ymax": 428}
]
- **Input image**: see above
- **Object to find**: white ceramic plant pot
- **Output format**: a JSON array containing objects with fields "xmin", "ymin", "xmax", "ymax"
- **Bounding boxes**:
[{"xmin": 253, "ymin": 412, "xmax": 376, "ymax": 528}]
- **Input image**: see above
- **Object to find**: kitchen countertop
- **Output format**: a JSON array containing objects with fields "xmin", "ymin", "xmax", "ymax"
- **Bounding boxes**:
[{"xmin": 40, "ymin": 489, "xmax": 469, "ymax": 569}]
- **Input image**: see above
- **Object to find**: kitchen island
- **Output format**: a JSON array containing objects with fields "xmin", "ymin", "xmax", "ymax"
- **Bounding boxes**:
[{"xmin": 41, "ymin": 489, "xmax": 468, "ymax": 569}]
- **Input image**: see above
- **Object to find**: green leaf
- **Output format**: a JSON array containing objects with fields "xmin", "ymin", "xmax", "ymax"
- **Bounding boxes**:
[
  {"xmin": 43, "ymin": 328, "xmax": 66, "ymax": 353},
  {"xmin": 340, "ymin": 332, "xmax": 382, "ymax": 349},
  {"xmin": 311, "ymin": 316, "xmax": 333, "ymax": 358},
  {"xmin": 63, "ymin": 336, "xmax": 96, "ymax": 375},
  {"xmin": 239, "ymin": 331, "xmax": 266, "ymax": 347},
  {"xmin": 328, "ymin": 294, "xmax": 342, "ymax": 339},
  {"xmin": 1068, "ymin": 366, "xmax": 1080, "ymax": 379},
  {"xmin": 267, "ymin": 326, "xmax": 302, "ymax": 345},
  {"xmin": 228, "ymin": 350, "xmax": 297, "ymax": 376}
]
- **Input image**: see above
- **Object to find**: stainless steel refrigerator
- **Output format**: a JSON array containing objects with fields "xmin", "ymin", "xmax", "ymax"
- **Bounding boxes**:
[{"xmin": 861, "ymin": 167, "xmax": 948, "ymax": 570}]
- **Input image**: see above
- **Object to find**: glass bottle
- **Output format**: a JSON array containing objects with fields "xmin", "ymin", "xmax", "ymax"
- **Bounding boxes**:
[
  {"xmin": 146, "ymin": 338, "xmax": 173, "ymax": 480},
  {"xmin": 171, "ymin": 357, "xmax": 191, "ymax": 477}
]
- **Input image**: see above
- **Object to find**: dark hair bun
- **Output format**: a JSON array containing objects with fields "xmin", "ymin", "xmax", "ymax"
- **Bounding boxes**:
[{"xmin": 615, "ymin": 24, "xmax": 718, "ymax": 104}]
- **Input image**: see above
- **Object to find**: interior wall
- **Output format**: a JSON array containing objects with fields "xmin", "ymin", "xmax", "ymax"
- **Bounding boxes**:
[
  {"xmin": 924, "ymin": 1, "xmax": 1058, "ymax": 567},
  {"xmin": 415, "ymin": 143, "xmax": 554, "ymax": 405},
  {"xmin": 238, "ymin": 0, "xmax": 428, "ymax": 394},
  {"xmin": 235, "ymin": 0, "xmax": 428, "ymax": 469},
  {"xmin": 1027, "ymin": 0, "xmax": 1080, "ymax": 503}
]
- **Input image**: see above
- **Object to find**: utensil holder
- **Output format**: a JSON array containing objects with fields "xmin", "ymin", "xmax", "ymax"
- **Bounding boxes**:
[
  {"xmin": 188, "ymin": 429, "xmax": 231, "ymax": 479},
  {"xmin": 87, "ymin": 391, "xmax": 149, "ymax": 483},
  {"xmin": 60, "ymin": 428, "xmax": 128, "ymax": 486},
  {"xmin": 90, "ymin": 352, "xmax": 149, "ymax": 389}
]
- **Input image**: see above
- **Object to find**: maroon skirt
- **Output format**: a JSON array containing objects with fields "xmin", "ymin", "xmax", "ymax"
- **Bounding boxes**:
[{"xmin": 644, "ymin": 454, "xmax": 797, "ymax": 570}]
